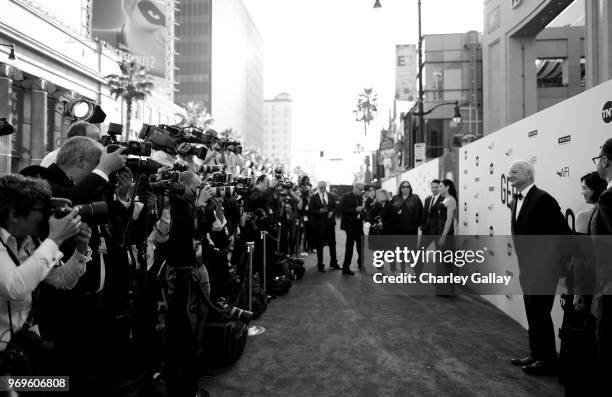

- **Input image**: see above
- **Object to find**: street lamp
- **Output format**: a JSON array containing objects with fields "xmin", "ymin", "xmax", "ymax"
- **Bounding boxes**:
[{"xmin": 0, "ymin": 43, "xmax": 16, "ymax": 60}]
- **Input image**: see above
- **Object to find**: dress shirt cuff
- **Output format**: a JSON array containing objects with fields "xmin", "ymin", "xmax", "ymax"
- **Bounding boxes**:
[
  {"xmin": 38, "ymin": 239, "xmax": 64, "ymax": 268},
  {"xmin": 70, "ymin": 247, "xmax": 93, "ymax": 271},
  {"xmin": 92, "ymin": 168, "xmax": 109, "ymax": 182}
]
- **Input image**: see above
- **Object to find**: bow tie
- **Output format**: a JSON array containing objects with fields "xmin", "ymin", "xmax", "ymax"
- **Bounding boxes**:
[{"xmin": 513, "ymin": 193, "xmax": 524, "ymax": 201}]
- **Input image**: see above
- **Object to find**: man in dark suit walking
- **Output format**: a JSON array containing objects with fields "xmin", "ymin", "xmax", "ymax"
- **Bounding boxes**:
[
  {"xmin": 508, "ymin": 160, "xmax": 570, "ymax": 376},
  {"xmin": 340, "ymin": 183, "xmax": 365, "ymax": 276},
  {"xmin": 309, "ymin": 181, "xmax": 339, "ymax": 272},
  {"xmin": 592, "ymin": 138, "xmax": 612, "ymax": 388},
  {"xmin": 415, "ymin": 179, "xmax": 442, "ymax": 276}
]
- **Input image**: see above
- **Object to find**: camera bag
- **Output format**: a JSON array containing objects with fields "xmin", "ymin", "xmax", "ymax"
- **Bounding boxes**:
[
  {"xmin": 200, "ymin": 314, "xmax": 249, "ymax": 367},
  {"xmin": 268, "ymin": 275, "xmax": 292, "ymax": 296}
]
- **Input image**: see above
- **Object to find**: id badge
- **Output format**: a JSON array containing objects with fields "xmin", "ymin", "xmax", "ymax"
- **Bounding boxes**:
[{"xmin": 99, "ymin": 236, "xmax": 108, "ymax": 254}]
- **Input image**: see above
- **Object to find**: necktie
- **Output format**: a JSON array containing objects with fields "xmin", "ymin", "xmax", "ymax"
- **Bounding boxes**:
[
  {"xmin": 322, "ymin": 194, "xmax": 327, "ymax": 206},
  {"xmin": 513, "ymin": 193, "xmax": 524, "ymax": 201},
  {"xmin": 429, "ymin": 196, "xmax": 435, "ymax": 213}
]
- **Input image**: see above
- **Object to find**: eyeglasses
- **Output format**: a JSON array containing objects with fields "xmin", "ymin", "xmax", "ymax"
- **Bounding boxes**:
[
  {"xmin": 401, "ymin": 185, "xmax": 411, "ymax": 189},
  {"xmin": 593, "ymin": 155, "xmax": 608, "ymax": 164}
]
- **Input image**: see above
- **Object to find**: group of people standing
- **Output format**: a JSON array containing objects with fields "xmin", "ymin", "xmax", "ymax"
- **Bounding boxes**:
[{"xmin": 307, "ymin": 178, "xmax": 458, "ymax": 277}]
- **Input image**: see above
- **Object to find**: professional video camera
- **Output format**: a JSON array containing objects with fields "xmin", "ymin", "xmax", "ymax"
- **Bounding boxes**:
[
  {"xmin": 100, "ymin": 123, "xmax": 153, "ymax": 157},
  {"xmin": 202, "ymin": 172, "xmax": 253, "ymax": 198},
  {"xmin": 50, "ymin": 197, "xmax": 108, "ymax": 220},
  {"xmin": 139, "ymin": 124, "xmax": 212, "ymax": 160},
  {"xmin": 199, "ymin": 164, "xmax": 224, "ymax": 174}
]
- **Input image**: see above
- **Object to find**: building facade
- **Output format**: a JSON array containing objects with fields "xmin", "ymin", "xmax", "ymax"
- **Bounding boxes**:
[
  {"xmin": 174, "ymin": 0, "xmax": 264, "ymax": 149},
  {"xmin": 411, "ymin": 31, "xmax": 483, "ymax": 161},
  {"xmin": 0, "ymin": 0, "xmax": 184, "ymax": 174},
  {"xmin": 481, "ymin": 0, "xmax": 606, "ymax": 135},
  {"xmin": 263, "ymin": 93, "xmax": 292, "ymax": 167}
]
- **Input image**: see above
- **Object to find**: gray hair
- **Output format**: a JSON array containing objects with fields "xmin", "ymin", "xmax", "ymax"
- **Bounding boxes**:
[
  {"xmin": 56, "ymin": 136, "xmax": 102, "ymax": 167},
  {"xmin": 510, "ymin": 159, "xmax": 535, "ymax": 182},
  {"xmin": 67, "ymin": 121, "xmax": 98, "ymax": 139}
]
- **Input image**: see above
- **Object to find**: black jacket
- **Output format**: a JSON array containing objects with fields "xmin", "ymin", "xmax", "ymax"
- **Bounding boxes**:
[
  {"xmin": 421, "ymin": 195, "xmax": 444, "ymax": 235},
  {"xmin": 309, "ymin": 192, "xmax": 337, "ymax": 233},
  {"xmin": 340, "ymin": 192, "xmax": 364, "ymax": 234}
]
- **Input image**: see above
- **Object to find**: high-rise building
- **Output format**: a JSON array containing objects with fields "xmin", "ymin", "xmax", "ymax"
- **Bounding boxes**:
[
  {"xmin": 175, "ymin": 0, "xmax": 264, "ymax": 148},
  {"xmin": 263, "ymin": 93, "xmax": 292, "ymax": 167}
]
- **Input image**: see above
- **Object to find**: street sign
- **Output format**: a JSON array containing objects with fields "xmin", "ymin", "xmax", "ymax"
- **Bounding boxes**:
[{"xmin": 414, "ymin": 143, "xmax": 426, "ymax": 165}]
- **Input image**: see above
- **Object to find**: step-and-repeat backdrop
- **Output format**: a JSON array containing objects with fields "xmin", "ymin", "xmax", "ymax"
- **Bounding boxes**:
[
  {"xmin": 459, "ymin": 78, "xmax": 612, "ymax": 330},
  {"xmin": 381, "ymin": 158, "xmax": 441, "ymax": 201}
]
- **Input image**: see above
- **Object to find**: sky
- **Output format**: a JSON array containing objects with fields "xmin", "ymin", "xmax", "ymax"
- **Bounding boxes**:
[{"xmin": 243, "ymin": 0, "xmax": 484, "ymax": 180}]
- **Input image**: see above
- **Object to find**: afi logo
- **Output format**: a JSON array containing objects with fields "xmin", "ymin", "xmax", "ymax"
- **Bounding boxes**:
[
  {"xmin": 507, "ymin": 243, "xmax": 513, "ymax": 256},
  {"xmin": 489, "ymin": 163, "xmax": 494, "ymax": 175},
  {"xmin": 556, "ymin": 166, "xmax": 570, "ymax": 177},
  {"xmin": 528, "ymin": 156, "xmax": 537, "ymax": 165},
  {"xmin": 488, "ymin": 142, "xmax": 495, "ymax": 150},
  {"xmin": 463, "ymin": 184, "xmax": 468, "ymax": 190},
  {"xmin": 464, "ymin": 169, "xmax": 468, "ymax": 174},
  {"xmin": 464, "ymin": 151, "xmax": 468, "ymax": 160},
  {"xmin": 474, "ymin": 193, "xmax": 479, "ymax": 199},
  {"xmin": 475, "ymin": 212, "xmax": 480, "ymax": 223},
  {"xmin": 476, "ymin": 156, "xmax": 480, "ymax": 166},
  {"xmin": 603, "ymin": 101, "xmax": 612, "ymax": 123},
  {"xmin": 475, "ymin": 177, "xmax": 480, "ymax": 183},
  {"xmin": 463, "ymin": 221, "xmax": 468, "ymax": 227},
  {"xmin": 505, "ymin": 148, "xmax": 513, "ymax": 157},
  {"xmin": 464, "ymin": 202, "xmax": 467, "ymax": 212},
  {"xmin": 488, "ymin": 204, "xmax": 494, "ymax": 211},
  {"xmin": 489, "ymin": 225, "xmax": 494, "ymax": 237}
]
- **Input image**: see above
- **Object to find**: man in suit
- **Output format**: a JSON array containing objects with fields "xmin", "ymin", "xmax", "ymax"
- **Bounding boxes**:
[
  {"xmin": 508, "ymin": 160, "xmax": 570, "ymax": 376},
  {"xmin": 309, "ymin": 181, "xmax": 338, "ymax": 272},
  {"xmin": 592, "ymin": 138, "xmax": 612, "ymax": 387},
  {"xmin": 415, "ymin": 179, "xmax": 442, "ymax": 276},
  {"xmin": 340, "ymin": 183, "xmax": 365, "ymax": 276}
]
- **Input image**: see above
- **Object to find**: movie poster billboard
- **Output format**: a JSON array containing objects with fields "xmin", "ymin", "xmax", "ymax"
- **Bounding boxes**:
[{"xmin": 92, "ymin": 0, "xmax": 167, "ymax": 77}]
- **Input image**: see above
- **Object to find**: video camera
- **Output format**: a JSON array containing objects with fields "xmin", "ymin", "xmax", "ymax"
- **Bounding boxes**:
[
  {"xmin": 139, "ymin": 124, "xmax": 214, "ymax": 160},
  {"xmin": 100, "ymin": 123, "xmax": 153, "ymax": 157},
  {"xmin": 202, "ymin": 172, "xmax": 253, "ymax": 199}
]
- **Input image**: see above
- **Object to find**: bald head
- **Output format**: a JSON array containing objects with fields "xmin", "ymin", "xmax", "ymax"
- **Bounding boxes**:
[
  {"xmin": 508, "ymin": 160, "xmax": 535, "ymax": 190},
  {"xmin": 352, "ymin": 182, "xmax": 364, "ymax": 195}
]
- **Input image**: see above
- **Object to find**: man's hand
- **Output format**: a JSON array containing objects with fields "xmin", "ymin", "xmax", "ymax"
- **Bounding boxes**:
[
  {"xmin": 75, "ymin": 223, "xmax": 92, "ymax": 255},
  {"xmin": 327, "ymin": 212, "xmax": 333, "ymax": 219},
  {"xmin": 97, "ymin": 147, "xmax": 127, "ymax": 175},
  {"xmin": 196, "ymin": 185, "xmax": 213, "ymax": 207},
  {"xmin": 115, "ymin": 167, "xmax": 133, "ymax": 199},
  {"xmin": 48, "ymin": 209, "xmax": 82, "ymax": 247},
  {"xmin": 356, "ymin": 206, "xmax": 364, "ymax": 212},
  {"xmin": 320, "ymin": 207, "xmax": 328, "ymax": 213}
]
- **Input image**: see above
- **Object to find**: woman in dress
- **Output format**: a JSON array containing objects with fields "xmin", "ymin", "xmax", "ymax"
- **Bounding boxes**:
[
  {"xmin": 391, "ymin": 181, "xmax": 423, "ymax": 273},
  {"xmin": 436, "ymin": 179, "xmax": 457, "ymax": 296}
]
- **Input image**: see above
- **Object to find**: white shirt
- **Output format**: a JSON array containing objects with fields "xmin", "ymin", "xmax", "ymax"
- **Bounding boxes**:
[
  {"xmin": 318, "ymin": 191, "xmax": 328, "ymax": 206},
  {"xmin": 607, "ymin": 180, "xmax": 612, "ymax": 190},
  {"xmin": 515, "ymin": 183, "xmax": 535, "ymax": 220},
  {"xmin": 40, "ymin": 149, "xmax": 59, "ymax": 167},
  {"xmin": 0, "ymin": 228, "xmax": 91, "ymax": 349}
]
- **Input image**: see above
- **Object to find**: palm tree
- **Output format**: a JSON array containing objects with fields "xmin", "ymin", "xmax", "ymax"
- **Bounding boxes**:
[
  {"xmin": 180, "ymin": 100, "xmax": 214, "ymax": 129},
  {"xmin": 105, "ymin": 61, "xmax": 154, "ymax": 139}
]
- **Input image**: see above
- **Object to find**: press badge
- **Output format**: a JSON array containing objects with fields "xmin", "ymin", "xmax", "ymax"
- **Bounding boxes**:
[{"xmin": 98, "ymin": 236, "xmax": 108, "ymax": 254}]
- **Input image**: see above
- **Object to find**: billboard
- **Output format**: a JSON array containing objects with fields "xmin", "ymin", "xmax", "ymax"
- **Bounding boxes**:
[
  {"xmin": 395, "ymin": 44, "xmax": 417, "ymax": 101},
  {"xmin": 458, "ymin": 78, "xmax": 612, "ymax": 335},
  {"xmin": 92, "ymin": 0, "xmax": 167, "ymax": 77}
]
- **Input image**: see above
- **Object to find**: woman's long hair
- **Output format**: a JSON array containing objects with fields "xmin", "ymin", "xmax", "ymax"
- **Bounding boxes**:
[
  {"xmin": 396, "ymin": 181, "xmax": 413, "ymax": 197},
  {"xmin": 442, "ymin": 179, "xmax": 457, "ymax": 202}
]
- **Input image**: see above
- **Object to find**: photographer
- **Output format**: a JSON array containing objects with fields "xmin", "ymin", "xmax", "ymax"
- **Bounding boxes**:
[
  {"xmin": 0, "ymin": 174, "xmax": 92, "ymax": 373},
  {"xmin": 158, "ymin": 170, "xmax": 213, "ymax": 397},
  {"xmin": 40, "ymin": 121, "xmax": 101, "ymax": 168},
  {"xmin": 278, "ymin": 183, "xmax": 302, "ymax": 256}
]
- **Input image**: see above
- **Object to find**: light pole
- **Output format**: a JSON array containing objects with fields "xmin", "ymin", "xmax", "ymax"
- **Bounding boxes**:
[{"xmin": 374, "ymin": 1, "xmax": 463, "ymax": 166}]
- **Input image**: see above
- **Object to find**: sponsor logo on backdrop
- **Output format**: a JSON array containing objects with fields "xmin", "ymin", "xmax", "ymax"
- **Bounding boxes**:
[
  {"xmin": 463, "ymin": 221, "xmax": 468, "ymax": 227},
  {"xmin": 464, "ymin": 169, "xmax": 468, "ymax": 174},
  {"xmin": 488, "ymin": 142, "xmax": 495, "ymax": 150},
  {"xmin": 556, "ymin": 166, "xmax": 570, "ymax": 177},
  {"xmin": 528, "ymin": 130, "xmax": 538, "ymax": 138},
  {"xmin": 464, "ymin": 202, "xmax": 467, "ymax": 212},
  {"xmin": 463, "ymin": 184, "xmax": 468, "ymax": 190},
  {"xmin": 506, "ymin": 294, "xmax": 513, "ymax": 301},
  {"xmin": 528, "ymin": 156, "xmax": 537, "ymax": 165},
  {"xmin": 489, "ymin": 186, "xmax": 495, "ymax": 192},
  {"xmin": 475, "ymin": 177, "xmax": 480, "ymax": 183},
  {"xmin": 489, "ymin": 163, "xmax": 494, "ymax": 175},
  {"xmin": 505, "ymin": 148, "xmax": 513, "ymax": 157},
  {"xmin": 475, "ymin": 213, "xmax": 479, "ymax": 223},
  {"xmin": 464, "ymin": 151, "xmax": 468, "ymax": 160},
  {"xmin": 506, "ymin": 270, "xmax": 514, "ymax": 278},
  {"xmin": 507, "ymin": 243, "xmax": 513, "ymax": 256},
  {"xmin": 558, "ymin": 135, "xmax": 571, "ymax": 145},
  {"xmin": 474, "ymin": 193, "xmax": 479, "ymax": 199},
  {"xmin": 476, "ymin": 156, "xmax": 480, "ymax": 166},
  {"xmin": 489, "ymin": 226, "xmax": 494, "ymax": 237},
  {"xmin": 603, "ymin": 101, "xmax": 612, "ymax": 123},
  {"xmin": 488, "ymin": 204, "xmax": 494, "ymax": 211}
]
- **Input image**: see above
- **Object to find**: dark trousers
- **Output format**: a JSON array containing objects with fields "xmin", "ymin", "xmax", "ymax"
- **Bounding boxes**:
[
  {"xmin": 596, "ymin": 295, "xmax": 612, "ymax": 389},
  {"xmin": 523, "ymin": 294, "xmax": 557, "ymax": 361},
  {"xmin": 415, "ymin": 233, "xmax": 437, "ymax": 276},
  {"xmin": 342, "ymin": 230, "xmax": 362, "ymax": 270},
  {"xmin": 316, "ymin": 226, "xmax": 337, "ymax": 268}
]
